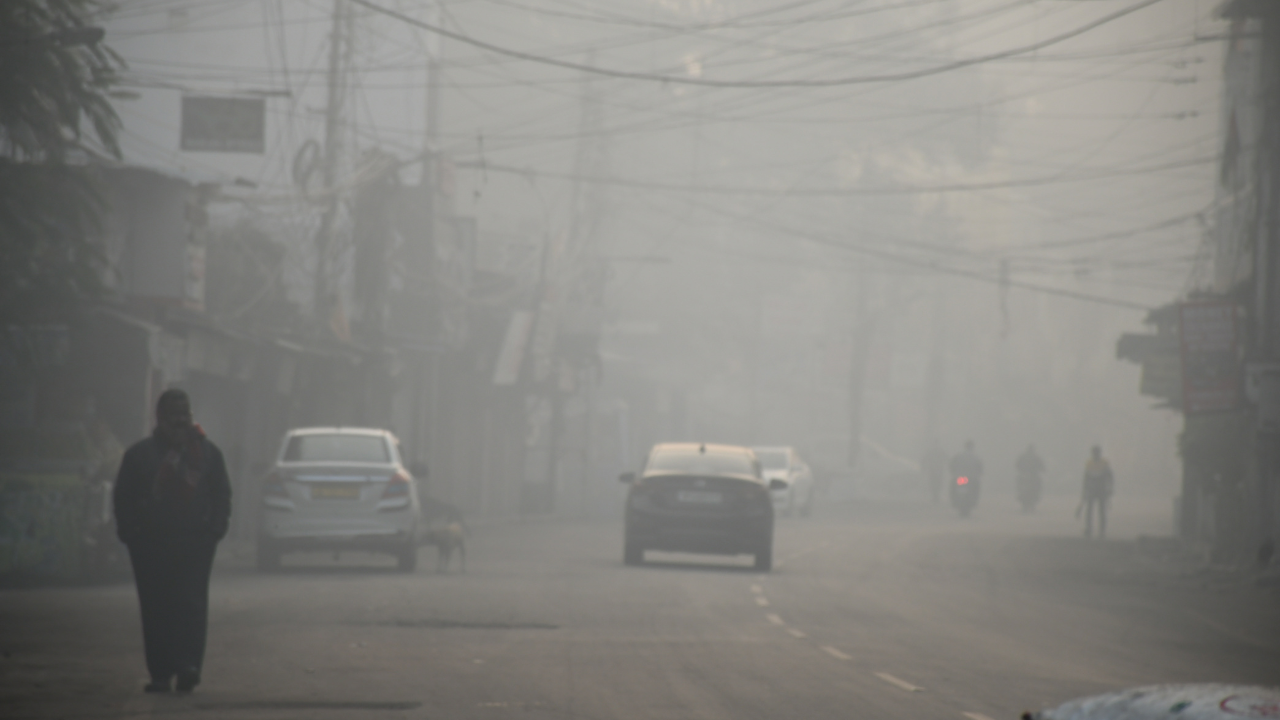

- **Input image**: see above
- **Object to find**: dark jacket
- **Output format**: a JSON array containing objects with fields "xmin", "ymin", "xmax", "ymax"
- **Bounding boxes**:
[
  {"xmin": 113, "ymin": 432, "xmax": 232, "ymax": 546},
  {"xmin": 1016, "ymin": 451, "xmax": 1045, "ymax": 478},
  {"xmin": 1082, "ymin": 458, "xmax": 1114, "ymax": 499},
  {"xmin": 949, "ymin": 451, "xmax": 984, "ymax": 481}
]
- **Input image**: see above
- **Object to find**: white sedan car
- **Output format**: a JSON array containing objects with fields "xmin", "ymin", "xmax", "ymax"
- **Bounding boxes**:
[
  {"xmin": 753, "ymin": 446, "xmax": 814, "ymax": 517},
  {"xmin": 257, "ymin": 427, "xmax": 421, "ymax": 571}
]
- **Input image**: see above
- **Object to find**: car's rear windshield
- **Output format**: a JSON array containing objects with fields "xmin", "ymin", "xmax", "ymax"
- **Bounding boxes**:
[
  {"xmin": 283, "ymin": 434, "xmax": 389, "ymax": 463},
  {"xmin": 647, "ymin": 450, "xmax": 759, "ymax": 477},
  {"xmin": 755, "ymin": 450, "xmax": 788, "ymax": 470}
]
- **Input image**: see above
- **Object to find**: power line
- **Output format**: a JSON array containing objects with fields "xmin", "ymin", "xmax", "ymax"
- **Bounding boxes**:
[
  {"xmin": 687, "ymin": 200, "xmax": 1156, "ymax": 310},
  {"xmin": 1003, "ymin": 207, "xmax": 1209, "ymax": 253},
  {"xmin": 474, "ymin": 0, "xmax": 952, "ymax": 32},
  {"xmin": 611, "ymin": 175, "xmax": 1176, "ymax": 310},
  {"xmin": 347, "ymin": 0, "xmax": 1166, "ymax": 88},
  {"xmin": 454, "ymin": 154, "xmax": 1212, "ymax": 197},
  {"xmin": 422, "ymin": 26, "xmax": 1201, "ymax": 161}
]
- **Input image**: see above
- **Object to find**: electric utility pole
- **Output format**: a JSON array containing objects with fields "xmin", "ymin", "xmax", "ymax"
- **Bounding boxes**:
[
  {"xmin": 410, "ymin": 1, "xmax": 442, "ymax": 468},
  {"xmin": 313, "ymin": 0, "xmax": 354, "ymax": 323},
  {"xmin": 547, "ymin": 52, "xmax": 606, "ymax": 515}
]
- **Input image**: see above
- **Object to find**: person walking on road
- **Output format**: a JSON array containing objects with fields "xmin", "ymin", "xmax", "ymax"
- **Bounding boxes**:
[
  {"xmin": 113, "ymin": 389, "xmax": 231, "ymax": 694},
  {"xmin": 1077, "ymin": 445, "xmax": 1114, "ymax": 539}
]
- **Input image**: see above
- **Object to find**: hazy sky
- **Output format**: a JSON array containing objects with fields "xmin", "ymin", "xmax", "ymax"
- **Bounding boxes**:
[{"xmin": 101, "ymin": 0, "xmax": 1218, "ymax": 492}]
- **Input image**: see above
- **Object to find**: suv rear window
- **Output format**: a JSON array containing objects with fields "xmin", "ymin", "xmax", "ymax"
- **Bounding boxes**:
[
  {"xmin": 284, "ymin": 434, "xmax": 389, "ymax": 463},
  {"xmin": 647, "ymin": 450, "xmax": 759, "ymax": 477}
]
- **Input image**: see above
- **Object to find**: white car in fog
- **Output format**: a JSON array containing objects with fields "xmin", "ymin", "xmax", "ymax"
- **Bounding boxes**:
[
  {"xmin": 257, "ymin": 427, "xmax": 421, "ymax": 572},
  {"xmin": 753, "ymin": 446, "xmax": 814, "ymax": 517}
]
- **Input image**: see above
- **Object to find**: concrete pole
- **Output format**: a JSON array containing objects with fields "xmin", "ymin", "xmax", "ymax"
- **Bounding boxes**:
[{"xmin": 313, "ymin": 0, "xmax": 352, "ymax": 322}]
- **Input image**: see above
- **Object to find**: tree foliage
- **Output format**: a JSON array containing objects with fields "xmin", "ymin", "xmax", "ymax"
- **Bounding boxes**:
[
  {"xmin": 0, "ymin": 160, "xmax": 106, "ymax": 321},
  {"xmin": 0, "ymin": 0, "xmax": 121, "ymax": 160},
  {"xmin": 0, "ymin": 0, "xmax": 123, "ymax": 322}
]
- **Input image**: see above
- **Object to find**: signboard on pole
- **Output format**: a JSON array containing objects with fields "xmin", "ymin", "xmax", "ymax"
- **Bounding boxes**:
[
  {"xmin": 181, "ymin": 96, "xmax": 265, "ymax": 153},
  {"xmin": 1179, "ymin": 301, "xmax": 1241, "ymax": 414}
]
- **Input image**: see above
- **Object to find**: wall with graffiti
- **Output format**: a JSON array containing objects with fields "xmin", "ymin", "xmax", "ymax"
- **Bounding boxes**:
[{"xmin": 0, "ymin": 471, "xmax": 86, "ymax": 579}]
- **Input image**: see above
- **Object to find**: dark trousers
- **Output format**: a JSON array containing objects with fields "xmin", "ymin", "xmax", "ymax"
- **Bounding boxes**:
[
  {"xmin": 127, "ymin": 539, "xmax": 217, "ymax": 681},
  {"xmin": 1083, "ymin": 495, "xmax": 1109, "ymax": 538}
]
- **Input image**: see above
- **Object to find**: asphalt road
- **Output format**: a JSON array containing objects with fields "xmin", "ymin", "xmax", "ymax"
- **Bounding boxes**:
[{"xmin": 3, "ymin": 493, "xmax": 1278, "ymax": 720}]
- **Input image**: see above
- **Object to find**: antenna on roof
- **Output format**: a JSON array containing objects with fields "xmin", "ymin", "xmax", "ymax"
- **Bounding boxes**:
[{"xmin": 699, "ymin": 443, "xmax": 706, "ymax": 454}]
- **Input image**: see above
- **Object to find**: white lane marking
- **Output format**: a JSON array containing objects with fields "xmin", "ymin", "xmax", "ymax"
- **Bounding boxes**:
[
  {"xmin": 750, "ymin": 584, "xmax": 762, "ymax": 594},
  {"xmin": 821, "ymin": 646, "xmax": 852, "ymax": 660},
  {"xmin": 765, "ymin": 613, "xmax": 784, "ymax": 625},
  {"xmin": 963, "ymin": 713, "xmax": 996, "ymax": 720},
  {"xmin": 786, "ymin": 628, "xmax": 807, "ymax": 638},
  {"xmin": 755, "ymin": 596, "xmax": 770, "ymax": 607},
  {"xmin": 875, "ymin": 672, "xmax": 924, "ymax": 693}
]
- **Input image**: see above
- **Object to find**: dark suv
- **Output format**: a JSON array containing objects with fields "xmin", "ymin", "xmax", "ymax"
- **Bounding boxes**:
[{"xmin": 620, "ymin": 443, "xmax": 785, "ymax": 572}]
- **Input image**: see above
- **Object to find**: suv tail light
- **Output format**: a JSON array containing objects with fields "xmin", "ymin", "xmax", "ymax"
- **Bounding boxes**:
[
  {"xmin": 381, "ymin": 470, "xmax": 411, "ymax": 499},
  {"xmin": 956, "ymin": 476, "xmax": 969, "ymax": 486}
]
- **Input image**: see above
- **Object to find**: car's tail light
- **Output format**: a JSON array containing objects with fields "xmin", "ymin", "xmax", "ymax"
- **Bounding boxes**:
[
  {"xmin": 263, "ymin": 472, "xmax": 289, "ymax": 499},
  {"xmin": 381, "ymin": 470, "xmax": 411, "ymax": 499},
  {"xmin": 956, "ymin": 476, "xmax": 969, "ymax": 486}
]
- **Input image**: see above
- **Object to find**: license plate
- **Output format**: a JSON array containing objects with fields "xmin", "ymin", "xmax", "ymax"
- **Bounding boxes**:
[
  {"xmin": 311, "ymin": 485, "xmax": 360, "ymax": 499},
  {"xmin": 676, "ymin": 490, "xmax": 722, "ymax": 504}
]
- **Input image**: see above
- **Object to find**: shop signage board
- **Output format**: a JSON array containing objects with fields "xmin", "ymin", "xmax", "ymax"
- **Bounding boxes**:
[
  {"xmin": 1178, "ymin": 301, "xmax": 1241, "ymax": 414},
  {"xmin": 180, "ymin": 96, "xmax": 265, "ymax": 153}
]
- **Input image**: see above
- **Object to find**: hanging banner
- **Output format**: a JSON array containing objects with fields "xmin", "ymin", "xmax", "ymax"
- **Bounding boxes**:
[
  {"xmin": 1179, "ymin": 301, "xmax": 1241, "ymax": 414},
  {"xmin": 180, "ymin": 96, "xmax": 265, "ymax": 153}
]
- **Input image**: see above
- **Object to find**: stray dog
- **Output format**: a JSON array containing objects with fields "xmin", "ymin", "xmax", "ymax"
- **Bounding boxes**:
[
  {"xmin": 421, "ymin": 495, "xmax": 466, "ymax": 573},
  {"xmin": 428, "ymin": 521, "xmax": 466, "ymax": 574}
]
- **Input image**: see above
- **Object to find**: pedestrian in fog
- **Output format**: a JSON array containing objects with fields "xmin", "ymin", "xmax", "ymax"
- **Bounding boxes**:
[
  {"xmin": 1077, "ymin": 445, "xmax": 1113, "ymax": 538},
  {"xmin": 113, "ymin": 389, "xmax": 231, "ymax": 694}
]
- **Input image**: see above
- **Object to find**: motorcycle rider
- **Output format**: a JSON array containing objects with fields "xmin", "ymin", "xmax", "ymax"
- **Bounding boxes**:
[
  {"xmin": 949, "ymin": 440, "xmax": 984, "ymax": 507},
  {"xmin": 1014, "ymin": 443, "xmax": 1046, "ymax": 512}
]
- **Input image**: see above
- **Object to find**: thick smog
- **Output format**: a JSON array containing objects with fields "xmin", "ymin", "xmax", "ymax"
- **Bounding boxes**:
[{"xmin": 1, "ymin": 1, "xmax": 1277, "ymax": 719}]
